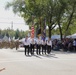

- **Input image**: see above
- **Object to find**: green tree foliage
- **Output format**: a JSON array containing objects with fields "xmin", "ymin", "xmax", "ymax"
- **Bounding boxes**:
[
  {"xmin": 15, "ymin": 29, "xmax": 20, "ymax": 39},
  {"xmin": 0, "ymin": 29, "xmax": 27, "ymax": 39},
  {"xmin": 5, "ymin": 0, "xmax": 76, "ymax": 40}
]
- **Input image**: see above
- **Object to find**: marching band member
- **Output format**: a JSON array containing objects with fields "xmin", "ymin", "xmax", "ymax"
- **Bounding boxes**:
[{"xmin": 47, "ymin": 38, "xmax": 52, "ymax": 54}]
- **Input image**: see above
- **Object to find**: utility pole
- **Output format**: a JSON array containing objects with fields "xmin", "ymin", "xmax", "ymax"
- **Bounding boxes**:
[{"xmin": 11, "ymin": 21, "xmax": 13, "ymax": 30}]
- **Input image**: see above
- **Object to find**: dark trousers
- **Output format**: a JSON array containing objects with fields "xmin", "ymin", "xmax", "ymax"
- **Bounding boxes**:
[
  {"xmin": 42, "ymin": 45, "xmax": 46, "ymax": 54},
  {"xmin": 47, "ymin": 45, "xmax": 51, "ymax": 54},
  {"xmin": 30, "ymin": 44, "xmax": 35, "ymax": 55},
  {"xmin": 36, "ymin": 44, "xmax": 41, "ymax": 55},
  {"xmin": 73, "ymin": 46, "xmax": 76, "ymax": 52},
  {"xmin": 24, "ymin": 45, "xmax": 29, "ymax": 55}
]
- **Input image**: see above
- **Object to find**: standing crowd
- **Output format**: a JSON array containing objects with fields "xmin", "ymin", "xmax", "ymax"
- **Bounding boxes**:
[
  {"xmin": 21, "ymin": 36, "xmax": 52, "ymax": 56},
  {"xmin": 52, "ymin": 38, "xmax": 76, "ymax": 52}
]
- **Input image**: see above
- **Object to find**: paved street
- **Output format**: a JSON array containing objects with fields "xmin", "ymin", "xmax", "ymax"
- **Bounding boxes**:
[{"xmin": 0, "ymin": 48, "xmax": 76, "ymax": 75}]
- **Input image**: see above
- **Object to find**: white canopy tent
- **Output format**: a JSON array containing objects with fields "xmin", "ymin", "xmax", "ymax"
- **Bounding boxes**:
[
  {"xmin": 66, "ymin": 33, "xmax": 76, "ymax": 39},
  {"xmin": 71, "ymin": 33, "xmax": 76, "ymax": 38},
  {"xmin": 51, "ymin": 35, "xmax": 60, "ymax": 40},
  {"xmin": 66, "ymin": 35, "xmax": 72, "ymax": 38}
]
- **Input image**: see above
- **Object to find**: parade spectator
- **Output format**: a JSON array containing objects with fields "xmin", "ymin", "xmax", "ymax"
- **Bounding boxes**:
[{"xmin": 73, "ymin": 39, "xmax": 76, "ymax": 52}]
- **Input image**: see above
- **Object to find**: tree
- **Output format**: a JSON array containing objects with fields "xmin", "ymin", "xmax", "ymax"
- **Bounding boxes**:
[
  {"xmin": 5, "ymin": 0, "xmax": 76, "ymax": 40},
  {"xmin": 15, "ymin": 29, "xmax": 20, "ymax": 39},
  {"xmin": 5, "ymin": 0, "xmax": 57, "ymax": 38},
  {"xmin": 45, "ymin": 0, "xmax": 57, "ymax": 38},
  {"xmin": 55, "ymin": 0, "xmax": 68, "ymax": 40},
  {"xmin": 64, "ymin": 0, "xmax": 76, "ymax": 37}
]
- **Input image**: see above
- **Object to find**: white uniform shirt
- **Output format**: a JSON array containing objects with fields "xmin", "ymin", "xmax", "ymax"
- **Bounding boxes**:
[
  {"xmin": 23, "ymin": 38, "xmax": 30, "ymax": 46},
  {"xmin": 37, "ymin": 39, "xmax": 42, "ymax": 45},
  {"xmin": 47, "ymin": 40, "xmax": 52, "ymax": 47},
  {"xmin": 73, "ymin": 40, "xmax": 76, "ymax": 46},
  {"xmin": 30, "ymin": 38, "xmax": 35, "ymax": 44},
  {"xmin": 41, "ymin": 40, "xmax": 46, "ymax": 45}
]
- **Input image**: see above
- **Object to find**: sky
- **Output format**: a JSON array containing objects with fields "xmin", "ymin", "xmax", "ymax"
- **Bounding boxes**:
[{"xmin": 0, "ymin": 0, "xmax": 29, "ymax": 31}]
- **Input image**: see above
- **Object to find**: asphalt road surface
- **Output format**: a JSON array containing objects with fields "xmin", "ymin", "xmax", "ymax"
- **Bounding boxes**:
[{"xmin": 0, "ymin": 48, "xmax": 76, "ymax": 75}]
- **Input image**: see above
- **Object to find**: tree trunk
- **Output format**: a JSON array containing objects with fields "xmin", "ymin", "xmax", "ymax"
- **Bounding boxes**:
[
  {"xmin": 58, "ymin": 23, "xmax": 63, "ymax": 41},
  {"xmin": 49, "ymin": 26, "xmax": 51, "ymax": 38},
  {"xmin": 64, "ymin": 3, "xmax": 75, "ymax": 38}
]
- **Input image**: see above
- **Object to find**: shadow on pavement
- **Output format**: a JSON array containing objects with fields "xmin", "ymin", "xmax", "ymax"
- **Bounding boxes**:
[
  {"xmin": 41, "ymin": 53, "xmax": 58, "ymax": 58},
  {"xmin": 17, "ymin": 50, "xmax": 24, "ymax": 52},
  {"xmin": 33, "ymin": 55, "xmax": 42, "ymax": 59}
]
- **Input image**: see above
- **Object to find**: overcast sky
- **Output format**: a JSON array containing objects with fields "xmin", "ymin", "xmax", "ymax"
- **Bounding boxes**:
[{"xmin": 0, "ymin": 0, "xmax": 29, "ymax": 31}]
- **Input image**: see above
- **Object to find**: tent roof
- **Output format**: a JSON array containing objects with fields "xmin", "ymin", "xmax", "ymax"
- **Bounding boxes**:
[{"xmin": 51, "ymin": 35, "xmax": 60, "ymax": 40}]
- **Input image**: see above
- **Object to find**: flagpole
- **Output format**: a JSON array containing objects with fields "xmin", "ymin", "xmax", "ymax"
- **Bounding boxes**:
[{"xmin": 31, "ymin": 15, "xmax": 34, "ymax": 38}]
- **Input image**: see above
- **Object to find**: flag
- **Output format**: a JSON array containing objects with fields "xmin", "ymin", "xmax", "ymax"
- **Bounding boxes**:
[
  {"xmin": 37, "ymin": 28, "xmax": 41, "ymax": 36},
  {"xmin": 31, "ymin": 25, "xmax": 34, "ymax": 38},
  {"xmin": 36, "ymin": 25, "xmax": 41, "ymax": 37},
  {"xmin": 42, "ymin": 18, "xmax": 46, "ymax": 41}
]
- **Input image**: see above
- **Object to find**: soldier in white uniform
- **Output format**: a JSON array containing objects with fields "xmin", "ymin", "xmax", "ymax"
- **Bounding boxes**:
[
  {"xmin": 30, "ymin": 38, "xmax": 36, "ymax": 55},
  {"xmin": 41, "ymin": 39, "xmax": 47, "ymax": 54},
  {"xmin": 47, "ymin": 38, "xmax": 52, "ymax": 54},
  {"xmin": 36, "ymin": 37, "xmax": 42, "ymax": 55},
  {"xmin": 23, "ymin": 36, "xmax": 30, "ymax": 55}
]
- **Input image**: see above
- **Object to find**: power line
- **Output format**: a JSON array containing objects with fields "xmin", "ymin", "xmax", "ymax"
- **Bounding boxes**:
[
  {"xmin": 0, "ymin": 17, "xmax": 23, "ymax": 20},
  {"xmin": 0, "ymin": 22, "xmax": 25, "ymax": 25}
]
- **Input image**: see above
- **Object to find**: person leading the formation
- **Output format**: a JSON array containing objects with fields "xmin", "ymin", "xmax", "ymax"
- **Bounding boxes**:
[{"xmin": 23, "ymin": 36, "xmax": 30, "ymax": 55}]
